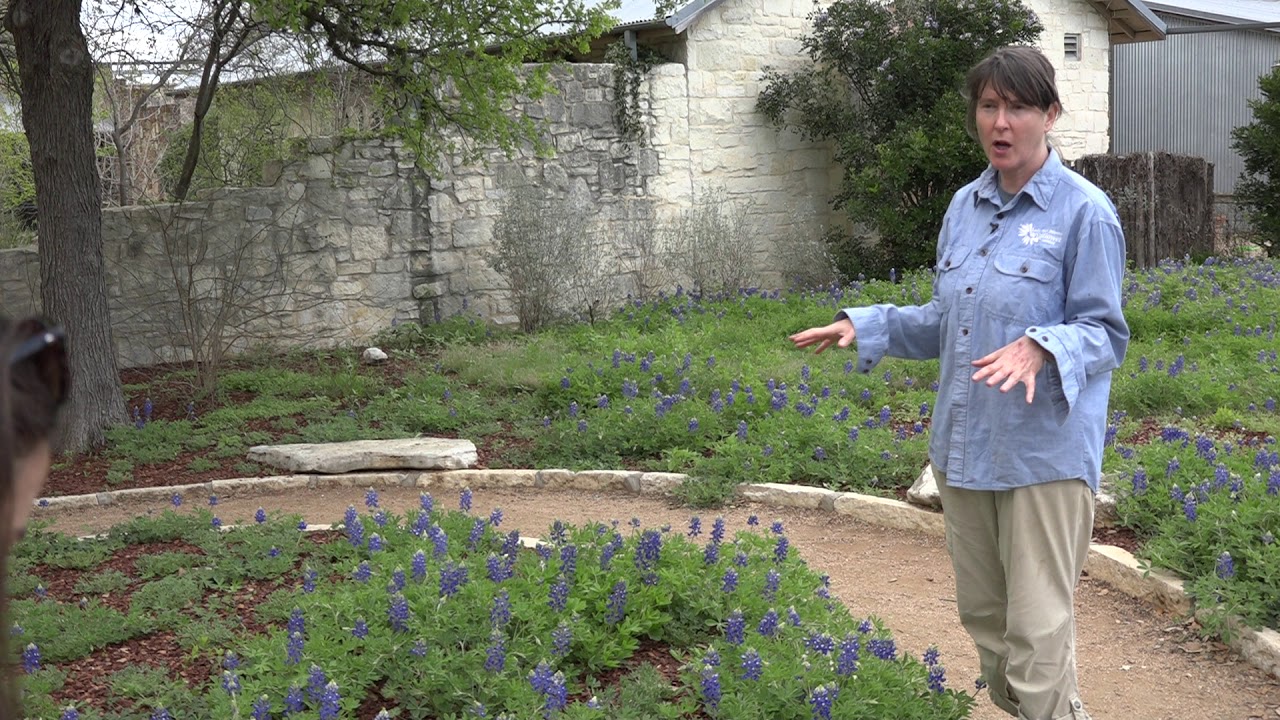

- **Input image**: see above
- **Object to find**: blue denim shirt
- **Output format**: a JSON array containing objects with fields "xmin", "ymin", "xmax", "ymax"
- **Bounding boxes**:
[{"xmin": 840, "ymin": 149, "xmax": 1129, "ymax": 493}]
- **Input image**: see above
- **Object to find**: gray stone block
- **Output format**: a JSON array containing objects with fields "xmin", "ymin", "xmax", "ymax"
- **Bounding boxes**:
[{"xmin": 247, "ymin": 437, "xmax": 478, "ymax": 474}]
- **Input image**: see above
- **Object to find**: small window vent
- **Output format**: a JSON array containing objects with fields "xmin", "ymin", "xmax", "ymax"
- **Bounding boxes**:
[{"xmin": 1064, "ymin": 33, "xmax": 1081, "ymax": 60}]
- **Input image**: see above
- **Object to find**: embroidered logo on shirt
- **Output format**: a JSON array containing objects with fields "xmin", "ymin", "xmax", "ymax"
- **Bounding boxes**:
[{"xmin": 1018, "ymin": 223, "xmax": 1062, "ymax": 247}]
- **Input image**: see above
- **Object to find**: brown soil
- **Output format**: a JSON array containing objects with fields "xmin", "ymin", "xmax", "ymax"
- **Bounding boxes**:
[{"xmin": 34, "ymin": 486, "xmax": 1280, "ymax": 720}]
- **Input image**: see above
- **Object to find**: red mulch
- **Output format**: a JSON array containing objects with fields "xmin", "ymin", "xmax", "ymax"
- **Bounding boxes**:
[{"xmin": 50, "ymin": 630, "xmax": 214, "ymax": 710}]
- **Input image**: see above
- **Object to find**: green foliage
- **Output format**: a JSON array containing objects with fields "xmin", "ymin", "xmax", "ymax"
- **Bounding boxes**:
[
  {"xmin": 251, "ymin": 0, "xmax": 620, "ymax": 175},
  {"xmin": 72, "ymin": 569, "xmax": 131, "ymax": 596},
  {"xmin": 1231, "ymin": 65, "xmax": 1280, "ymax": 257},
  {"xmin": 0, "ymin": 130, "xmax": 35, "ymax": 211},
  {"xmin": 604, "ymin": 41, "xmax": 666, "ymax": 144},
  {"xmin": 757, "ymin": 0, "xmax": 1043, "ymax": 279},
  {"xmin": 10, "ymin": 599, "xmax": 148, "ymax": 661}
]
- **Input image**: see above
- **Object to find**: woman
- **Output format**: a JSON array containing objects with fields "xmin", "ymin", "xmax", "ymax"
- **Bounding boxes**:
[
  {"xmin": 1, "ymin": 315, "xmax": 70, "ymax": 716},
  {"xmin": 790, "ymin": 46, "xmax": 1128, "ymax": 720}
]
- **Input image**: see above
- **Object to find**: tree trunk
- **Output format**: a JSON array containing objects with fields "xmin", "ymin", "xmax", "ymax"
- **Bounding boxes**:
[{"xmin": 5, "ymin": 0, "xmax": 127, "ymax": 452}]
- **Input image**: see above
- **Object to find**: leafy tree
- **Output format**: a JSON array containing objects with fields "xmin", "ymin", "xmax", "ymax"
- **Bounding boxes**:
[
  {"xmin": 757, "ymin": 0, "xmax": 1042, "ymax": 279},
  {"xmin": 1231, "ymin": 65, "xmax": 1280, "ymax": 258}
]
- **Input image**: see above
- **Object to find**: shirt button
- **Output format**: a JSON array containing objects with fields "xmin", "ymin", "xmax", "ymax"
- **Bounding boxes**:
[
  {"xmin": 945, "ymin": 260, "xmax": 952, "ymax": 268},
  {"xmin": 1020, "ymin": 265, "xmax": 1029, "ymax": 273},
  {"xmin": 1042, "ymin": 335, "xmax": 1050, "ymax": 342},
  {"xmin": 961, "ymin": 328, "xmax": 969, "ymax": 336},
  {"xmin": 978, "ymin": 248, "xmax": 988, "ymax": 256},
  {"xmin": 965, "ymin": 287, "xmax": 973, "ymax": 294}
]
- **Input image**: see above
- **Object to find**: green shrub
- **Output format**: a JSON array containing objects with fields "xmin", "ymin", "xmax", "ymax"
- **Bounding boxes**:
[
  {"xmin": 758, "ymin": 0, "xmax": 1043, "ymax": 279},
  {"xmin": 1231, "ymin": 64, "xmax": 1280, "ymax": 257}
]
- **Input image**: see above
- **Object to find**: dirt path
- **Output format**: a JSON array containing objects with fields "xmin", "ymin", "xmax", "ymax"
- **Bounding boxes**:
[{"xmin": 37, "ymin": 485, "xmax": 1280, "ymax": 720}]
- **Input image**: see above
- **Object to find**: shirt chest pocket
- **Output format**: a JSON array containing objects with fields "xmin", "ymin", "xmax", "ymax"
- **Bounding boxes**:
[
  {"xmin": 985, "ymin": 255, "xmax": 1064, "ymax": 322},
  {"xmin": 934, "ymin": 245, "xmax": 973, "ymax": 311}
]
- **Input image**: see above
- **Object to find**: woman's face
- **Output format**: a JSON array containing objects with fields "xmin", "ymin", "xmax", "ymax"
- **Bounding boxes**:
[
  {"xmin": 975, "ymin": 83, "xmax": 1058, "ymax": 192},
  {"xmin": 9, "ymin": 441, "xmax": 51, "ymax": 545}
]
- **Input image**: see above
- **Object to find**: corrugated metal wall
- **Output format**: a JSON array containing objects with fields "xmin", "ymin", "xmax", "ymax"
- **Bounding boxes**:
[{"xmin": 1112, "ymin": 14, "xmax": 1280, "ymax": 195}]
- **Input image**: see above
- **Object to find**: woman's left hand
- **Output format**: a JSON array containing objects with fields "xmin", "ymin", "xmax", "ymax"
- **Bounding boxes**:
[{"xmin": 971, "ymin": 336, "xmax": 1051, "ymax": 403}]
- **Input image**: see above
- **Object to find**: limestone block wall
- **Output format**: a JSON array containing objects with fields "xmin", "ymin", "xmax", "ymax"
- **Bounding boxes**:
[
  {"xmin": 678, "ymin": 0, "xmax": 844, "ymax": 283},
  {"xmin": 1031, "ymin": 0, "xmax": 1113, "ymax": 160},
  {"xmin": 0, "ymin": 138, "xmax": 424, "ymax": 369}
]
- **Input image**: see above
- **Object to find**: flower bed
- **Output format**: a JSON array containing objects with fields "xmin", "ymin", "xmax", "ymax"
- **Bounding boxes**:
[{"xmin": 13, "ymin": 489, "xmax": 973, "ymax": 719}]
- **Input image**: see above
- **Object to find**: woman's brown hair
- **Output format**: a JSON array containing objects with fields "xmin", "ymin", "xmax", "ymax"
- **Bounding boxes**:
[
  {"xmin": 0, "ymin": 315, "xmax": 69, "ymax": 716},
  {"xmin": 963, "ymin": 45, "xmax": 1063, "ymax": 142}
]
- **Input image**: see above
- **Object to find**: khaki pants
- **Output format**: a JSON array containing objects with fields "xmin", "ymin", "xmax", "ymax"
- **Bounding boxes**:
[{"xmin": 935, "ymin": 471, "xmax": 1094, "ymax": 720}]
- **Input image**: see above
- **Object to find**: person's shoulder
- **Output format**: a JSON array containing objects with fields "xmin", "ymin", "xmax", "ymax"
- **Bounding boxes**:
[{"xmin": 1055, "ymin": 165, "xmax": 1121, "ymax": 227}]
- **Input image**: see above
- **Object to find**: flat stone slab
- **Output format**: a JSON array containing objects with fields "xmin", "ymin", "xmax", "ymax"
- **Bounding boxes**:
[{"xmin": 248, "ymin": 438, "xmax": 477, "ymax": 474}]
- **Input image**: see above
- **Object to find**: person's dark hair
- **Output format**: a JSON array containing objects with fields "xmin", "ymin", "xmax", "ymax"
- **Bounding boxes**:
[
  {"xmin": 0, "ymin": 315, "xmax": 69, "ymax": 716},
  {"xmin": 963, "ymin": 45, "xmax": 1063, "ymax": 141}
]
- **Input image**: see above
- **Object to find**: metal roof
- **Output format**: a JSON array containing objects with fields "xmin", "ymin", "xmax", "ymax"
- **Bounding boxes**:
[
  {"xmin": 596, "ymin": 0, "xmax": 1166, "ymax": 40},
  {"xmin": 1146, "ymin": 0, "xmax": 1280, "ymax": 25}
]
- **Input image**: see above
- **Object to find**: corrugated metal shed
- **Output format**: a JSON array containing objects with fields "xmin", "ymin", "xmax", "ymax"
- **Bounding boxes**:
[{"xmin": 1112, "ymin": 5, "xmax": 1280, "ymax": 195}]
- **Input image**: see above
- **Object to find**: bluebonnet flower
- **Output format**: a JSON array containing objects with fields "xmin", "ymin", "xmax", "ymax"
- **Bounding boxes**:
[
  {"xmin": 288, "ymin": 608, "xmax": 305, "ymax": 637},
  {"xmin": 606, "ymin": 580, "xmax": 628, "ymax": 624},
  {"xmin": 710, "ymin": 516, "xmax": 726, "ymax": 544},
  {"xmin": 365, "ymin": 488, "xmax": 380, "ymax": 509},
  {"xmin": 211, "ymin": 517, "xmax": 222, "ymax": 530},
  {"xmin": 747, "ymin": 514, "xmax": 759, "ymax": 526},
  {"xmin": 763, "ymin": 444, "xmax": 774, "ymax": 456},
  {"xmin": 868, "ymin": 638, "xmax": 897, "ymax": 660},
  {"xmin": 22, "ymin": 643, "xmax": 39, "ymax": 673},
  {"xmin": 9, "ymin": 624, "xmax": 19, "ymax": 637},
  {"xmin": 59, "ymin": 707, "xmax": 79, "ymax": 720},
  {"xmin": 787, "ymin": 606, "xmax": 802, "ymax": 627},
  {"xmin": 561, "ymin": 376, "xmax": 571, "ymax": 389},
  {"xmin": 306, "ymin": 665, "xmax": 328, "ymax": 703},
  {"xmin": 223, "ymin": 651, "xmax": 240, "ymax": 670},
  {"xmin": 420, "ymin": 492, "xmax": 434, "ymax": 513},
  {"xmin": 286, "ymin": 631, "xmax": 304, "ymax": 665},
  {"xmin": 268, "ymin": 546, "xmax": 280, "ymax": 558},
  {"xmin": 171, "ymin": 494, "xmax": 182, "ymax": 508},
  {"xmin": 726, "ymin": 610, "xmax": 746, "ymax": 645},
  {"xmin": 1183, "ymin": 496, "xmax": 1197, "ymax": 522},
  {"xmin": 299, "ymin": 520, "xmax": 308, "ymax": 531},
  {"xmin": 740, "ymin": 648, "xmax": 763, "ymax": 680},
  {"xmin": 734, "ymin": 551, "xmax": 748, "ymax": 567},
  {"xmin": 836, "ymin": 635, "xmax": 860, "ymax": 676},
  {"xmin": 1216, "ymin": 551, "xmax": 1235, "ymax": 579},
  {"xmin": 1131, "ymin": 468, "xmax": 1148, "ymax": 495},
  {"xmin": 814, "ymin": 446, "xmax": 826, "ymax": 461},
  {"xmin": 704, "ymin": 542, "xmax": 719, "ymax": 566},
  {"xmin": 439, "ymin": 562, "xmax": 468, "ymax": 598},
  {"xmin": 209, "ymin": 495, "xmax": 219, "ymax": 506},
  {"xmin": 807, "ymin": 631, "xmax": 835, "ymax": 655},
  {"xmin": 548, "ymin": 577, "xmax": 571, "ymax": 612},
  {"xmin": 552, "ymin": 621, "xmax": 573, "ymax": 657},
  {"xmin": 774, "ymin": 536, "xmax": 789, "ymax": 563},
  {"xmin": 503, "ymin": 530, "xmax": 521, "ymax": 558},
  {"xmin": 489, "ymin": 508, "xmax": 503, "ymax": 527},
  {"xmin": 635, "ymin": 530, "xmax": 662, "ymax": 571},
  {"xmin": 319, "ymin": 681, "xmax": 341, "ymax": 720},
  {"xmin": 352, "ymin": 617, "xmax": 369, "ymax": 639},
  {"xmin": 222, "ymin": 670, "xmax": 241, "ymax": 695},
  {"xmin": 700, "ymin": 666, "xmax": 722, "ymax": 710},
  {"xmin": 1166, "ymin": 457, "xmax": 1181, "ymax": 478},
  {"xmin": 577, "ymin": 419, "xmax": 588, "ymax": 432},
  {"xmin": 488, "ymin": 554, "xmax": 514, "ymax": 583},
  {"xmin": 391, "ymin": 568, "xmax": 406, "ymax": 592},
  {"xmin": 687, "ymin": 417, "xmax": 699, "ymax": 432},
  {"xmin": 722, "ymin": 568, "xmax": 739, "ymax": 593},
  {"xmin": 347, "ymin": 516, "xmax": 365, "ymax": 548},
  {"xmin": 302, "ymin": 567, "xmax": 317, "ymax": 593},
  {"xmin": 410, "ymin": 640, "xmax": 429, "ymax": 657},
  {"xmin": 1269, "ymin": 469, "xmax": 1280, "ymax": 496},
  {"xmin": 429, "ymin": 524, "xmax": 449, "ymax": 558},
  {"xmin": 923, "ymin": 646, "xmax": 940, "ymax": 666},
  {"xmin": 368, "ymin": 533, "xmax": 384, "ymax": 552},
  {"xmin": 764, "ymin": 569, "xmax": 781, "ymax": 600},
  {"xmin": 810, "ymin": 684, "xmax": 839, "ymax": 720},
  {"xmin": 388, "ymin": 593, "xmax": 411, "ymax": 632},
  {"xmin": 928, "ymin": 664, "xmax": 947, "ymax": 693},
  {"xmin": 353, "ymin": 561, "xmax": 372, "ymax": 583},
  {"xmin": 373, "ymin": 510, "xmax": 388, "ymax": 528},
  {"xmin": 597, "ymin": 394, "xmax": 609, "ymax": 409},
  {"xmin": 412, "ymin": 550, "xmax": 428, "ymax": 582},
  {"xmin": 770, "ymin": 520, "xmax": 784, "ymax": 535},
  {"xmin": 468, "ymin": 518, "xmax": 487, "ymax": 550},
  {"xmin": 758, "ymin": 609, "xmax": 779, "ymax": 637},
  {"xmin": 460, "ymin": 488, "xmax": 473, "ymax": 511},
  {"xmin": 485, "ymin": 630, "xmax": 507, "ymax": 672},
  {"xmin": 151, "ymin": 708, "xmax": 174, "ymax": 720}
]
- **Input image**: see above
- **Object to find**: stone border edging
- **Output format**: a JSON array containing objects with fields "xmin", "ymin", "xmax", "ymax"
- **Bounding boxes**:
[{"xmin": 35, "ymin": 469, "xmax": 1280, "ymax": 681}]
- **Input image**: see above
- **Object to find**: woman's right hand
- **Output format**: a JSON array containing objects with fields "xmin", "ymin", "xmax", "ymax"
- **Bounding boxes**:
[{"xmin": 788, "ymin": 318, "xmax": 856, "ymax": 355}]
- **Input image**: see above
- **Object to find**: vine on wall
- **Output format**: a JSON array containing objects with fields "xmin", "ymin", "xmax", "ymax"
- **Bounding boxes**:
[{"xmin": 604, "ymin": 40, "xmax": 665, "ymax": 146}]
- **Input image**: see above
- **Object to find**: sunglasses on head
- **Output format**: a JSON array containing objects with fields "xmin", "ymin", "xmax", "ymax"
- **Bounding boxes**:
[{"xmin": 7, "ymin": 321, "xmax": 69, "ymax": 405}]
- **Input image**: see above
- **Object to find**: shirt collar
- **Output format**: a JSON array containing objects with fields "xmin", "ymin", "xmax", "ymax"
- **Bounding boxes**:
[{"xmin": 972, "ymin": 146, "xmax": 1064, "ymax": 211}]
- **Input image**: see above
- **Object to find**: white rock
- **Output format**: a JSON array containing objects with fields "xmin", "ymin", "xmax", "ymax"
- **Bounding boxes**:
[
  {"xmin": 248, "ymin": 437, "xmax": 477, "ymax": 474},
  {"xmin": 907, "ymin": 464, "xmax": 941, "ymax": 509},
  {"xmin": 362, "ymin": 347, "xmax": 389, "ymax": 364}
]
